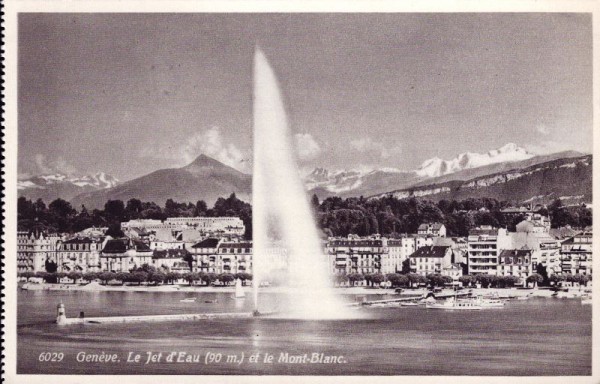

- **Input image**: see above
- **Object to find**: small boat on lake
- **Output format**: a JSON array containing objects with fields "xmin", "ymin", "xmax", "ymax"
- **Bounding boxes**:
[{"xmin": 180, "ymin": 297, "xmax": 197, "ymax": 303}]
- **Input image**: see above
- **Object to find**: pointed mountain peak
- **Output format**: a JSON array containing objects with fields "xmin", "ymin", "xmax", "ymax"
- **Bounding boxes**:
[{"xmin": 182, "ymin": 154, "xmax": 247, "ymax": 176}]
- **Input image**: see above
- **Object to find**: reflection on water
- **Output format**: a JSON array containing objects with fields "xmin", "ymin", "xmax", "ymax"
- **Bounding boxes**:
[{"xmin": 17, "ymin": 290, "xmax": 591, "ymax": 375}]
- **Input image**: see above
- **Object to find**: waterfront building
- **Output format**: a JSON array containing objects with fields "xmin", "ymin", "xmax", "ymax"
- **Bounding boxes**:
[
  {"xmin": 191, "ymin": 238, "xmax": 220, "ymax": 273},
  {"xmin": 216, "ymin": 241, "xmax": 253, "ymax": 274},
  {"xmin": 385, "ymin": 236, "xmax": 416, "ymax": 274},
  {"xmin": 467, "ymin": 226, "xmax": 511, "ymax": 275},
  {"xmin": 152, "ymin": 248, "xmax": 192, "ymax": 273},
  {"xmin": 498, "ymin": 249, "xmax": 533, "ymax": 279},
  {"xmin": 441, "ymin": 264, "xmax": 463, "ymax": 282},
  {"xmin": 56, "ymin": 236, "xmax": 109, "ymax": 273},
  {"xmin": 327, "ymin": 235, "xmax": 385, "ymax": 276},
  {"xmin": 100, "ymin": 238, "xmax": 153, "ymax": 272},
  {"xmin": 513, "ymin": 224, "xmax": 562, "ymax": 275},
  {"xmin": 560, "ymin": 231, "xmax": 592, "ymax": 275},
  {"xmin": 191, "ymin": 238, "xmax": 253, "ymax": 275},
  {"xmin": 418, "ymin": 223, "xmax": 447, "ymax": 237},
  {"xmin": 17, "ymin": 231, "xmax": 62, "ymax": 272},
  {"xmin": 408, "ymin": 245, "xmax": 453, "ymax": 276}
]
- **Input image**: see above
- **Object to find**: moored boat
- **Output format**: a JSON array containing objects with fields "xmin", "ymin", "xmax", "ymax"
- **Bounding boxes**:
[
  {"xmin": 180, "ymin": 297, "xmax": 197, "ymax": 303},
  {"xmin": 426, "ymin": 297, "xmax": 482, "ymax": 310}
]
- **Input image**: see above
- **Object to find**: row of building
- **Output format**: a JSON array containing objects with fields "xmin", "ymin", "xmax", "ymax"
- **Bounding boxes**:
[{"xmin": 17, "ymin": 216, "xmax": 592, "ymax": 285}]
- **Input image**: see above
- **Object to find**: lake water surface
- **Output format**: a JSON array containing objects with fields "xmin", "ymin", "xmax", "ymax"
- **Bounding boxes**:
[{"xmin": 17, "ymin": 290, "xmax": 591, "ymax": 375}]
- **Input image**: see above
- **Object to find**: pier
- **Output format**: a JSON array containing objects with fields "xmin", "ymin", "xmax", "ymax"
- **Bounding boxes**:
[
  {"xmin": 358, "ymin": 290, "xmax": 472, "ymax": 306},
  {"xmin": 55, "ymin": 302, "xmax": 255, "ymax": 325}
]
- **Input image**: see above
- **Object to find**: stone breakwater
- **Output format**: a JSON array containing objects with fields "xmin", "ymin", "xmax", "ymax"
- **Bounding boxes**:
[{"xmin": 57, "ymin": 311, "xmax": 254, "ymax": 325}]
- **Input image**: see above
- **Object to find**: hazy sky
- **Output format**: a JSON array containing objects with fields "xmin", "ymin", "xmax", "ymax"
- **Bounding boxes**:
[{"xmin": 19, "ymin": 13, "xmax": 592, "ymax": 181}]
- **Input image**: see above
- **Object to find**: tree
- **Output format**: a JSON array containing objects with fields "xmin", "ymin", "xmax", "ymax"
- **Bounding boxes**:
[
  {"xmin": 407, "ymin": 273, "xmax": 425, "ymax": 288},
  {"xmin": 45, "ymin": 259, "xmax": 58, "ymax": 273},
  {"xmin": 166, "ymin": 272, "xmax": 181, "ymax": 284},
  {"xmin": 130, "ymin": 271, "xmax": 148, "ymax": 285},
  {"xmin": 49, "ymin": 198, "xmax": 76, "ymax": 218},
  {"xmin": 104, "ymin": 200, "xmax": 126, "ymax": 219},
  {"xmin": 335, "ymin": 274, "xmax": 349, "ymax": 286},
  {"xmin": 98, "ymin": 271, "xmax": 116, "ymax": 285},
  {"xmin": 401, "ymin": 259, "xmax": 412, "ymax": 275},
  {"xmin": 370, "ymin": 273, "xmax": 385, "ymax": 286},
  {"xmin": 20, "ymin": 271, "xmax": 35, "ymax": 282},
  {"xmin": 526, "ymin": 273, "xmax": 543, "ymax": 288},
  {"xmin": 126, "ymin": 199, "xmax": 143, "ymax": 218},
  {"xmin": 83, "ymin": 272, "xmax": 99, "ymax": 282},
  {"xmin": 67, "ymin": 271, "xmax": 83, "ymax": 283},
  {"xmin": 218, "ymin": 273, "xmax": 235, "ymax": 286},
  {"xmin": 115, "ymin": 272, "xmax": 130, "ymax": 285},
  {"xmin": 535, "ymin": 264, "xmax": 549, "ymax": 286},
  {"xmin": 497, "ymin": 275, "xmax": 520, "ymax": 288},
  {"xmin": 386, "ymin": 273, "xmax": 408, "ymax": 287},
  {"xmin": 202, "ymin": 272, "xmax": 218, "ymax": 286},
  {"xmin": 235, "ymin": 272, "xmax": 252, "ymax": 286},
  {"xmin": 549, "ymin": 274, "xmax": 565, "ymax": 286},
  {"xmin": 195, "ymin": 200, "xmax": 208, "ymax": 216},
  {"xmin": 459, "ymin": 275, "xmax": 475, "ymax": 287},
  {"xmin": 148, "ymin": 272, "xmax": 166, "ymax": 285},
  {"xmin": 105, "ymin": 223, "xmax": 124, "ymax": 238},
  {"xmin": 426, "ymin": 274, "xmax": 451, "ymax": 288},
  {"xmin": 347, "ymin": 273, "xmax": 364, "ymax": 287},
  {"xmin": 475, "ymin": 274, "xmax": 497, "ymax": 288},
  {"xmin": 182, "ymin": 272, "xmax": 195, "ymax": 286}
]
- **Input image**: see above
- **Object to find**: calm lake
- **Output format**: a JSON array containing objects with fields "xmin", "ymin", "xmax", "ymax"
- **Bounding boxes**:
[{"xmin": 17, "ymin": 289, "xmax": 591, "ymax": 375}]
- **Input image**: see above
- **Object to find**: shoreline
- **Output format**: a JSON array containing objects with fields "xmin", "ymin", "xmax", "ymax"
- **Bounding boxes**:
[{"xmin": 19, "ymin": 281, "xmax": 579, "ymax": 298}]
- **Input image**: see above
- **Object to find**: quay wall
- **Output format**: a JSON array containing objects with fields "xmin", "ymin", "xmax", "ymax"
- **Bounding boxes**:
[{"xmin": 57, "ymin": 311, "xmax": 253, "ymax": 325}]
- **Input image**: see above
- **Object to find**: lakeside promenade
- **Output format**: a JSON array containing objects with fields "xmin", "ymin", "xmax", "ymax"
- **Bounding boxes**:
[{"xmin": 20, "ymin": 281, "xmax": 564, "ymax": 298}]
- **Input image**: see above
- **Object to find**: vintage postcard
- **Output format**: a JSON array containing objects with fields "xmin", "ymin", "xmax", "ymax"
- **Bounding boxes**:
[{"xmin": 2, "ymin": 1, "xmax": 599, "ymax": 383}]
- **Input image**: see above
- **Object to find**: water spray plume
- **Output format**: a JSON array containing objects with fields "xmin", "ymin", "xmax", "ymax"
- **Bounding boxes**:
[{"xmin": 252, "ymin": 47, "xmax": 353, "ymax": 319}]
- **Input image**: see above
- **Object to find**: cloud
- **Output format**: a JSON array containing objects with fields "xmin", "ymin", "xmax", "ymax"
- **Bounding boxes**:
[
  {"xmin": 349, "ymin": 137, "xmax": 401, "ymax": 159},
  {"xmin": 34, "ymin": 154, "xmax": 78, "ymax": 175},
  {"xmin": 536, "ymin": 124, "xmax": 551, "ymax": 136},
  {"xmin": 140, "ymin": 126, "xmax": 251, "ymax": 173},
  {"xmin": 294, "ymin": 133, "xmax": 322, "ymax": 161},
  {"xmin": 183, "ymin": 127, "xmax": 250, "ymax": 173}
]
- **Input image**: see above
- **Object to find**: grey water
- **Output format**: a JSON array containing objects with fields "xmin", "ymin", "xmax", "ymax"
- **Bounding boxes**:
[{"xmin": 18, "ymin": 290, "xmax": 591, "ymax": 375}]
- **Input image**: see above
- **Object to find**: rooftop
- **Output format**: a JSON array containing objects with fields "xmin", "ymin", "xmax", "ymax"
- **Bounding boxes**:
[{"xmin": 409, "ymin": 246, "xmax": 450, "ymax": 258}]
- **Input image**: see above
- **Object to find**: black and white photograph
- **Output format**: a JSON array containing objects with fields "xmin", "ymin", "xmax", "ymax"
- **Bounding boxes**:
[{"xmin": 3, "ymin": 3, "xmax": 598, "ymax": 382}]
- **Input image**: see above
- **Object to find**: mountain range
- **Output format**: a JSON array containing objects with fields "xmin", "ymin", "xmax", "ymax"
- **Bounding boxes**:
[
  {"xmin": 18, "ymin": 143, "xmax": 591, "ymax": 208},
  {"xmin": 17, "ymin": 172, "xmax": 118, "ymax": 203}
]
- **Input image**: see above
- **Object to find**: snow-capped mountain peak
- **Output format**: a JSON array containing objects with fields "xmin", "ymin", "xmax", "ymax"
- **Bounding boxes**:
[
  {"xmin": 18, "ymin": 172, "xmax": 119, "ymax": 191},
  {"xmin": 415, "ymin": 143, "xmax": 534, "ymax": 178}
]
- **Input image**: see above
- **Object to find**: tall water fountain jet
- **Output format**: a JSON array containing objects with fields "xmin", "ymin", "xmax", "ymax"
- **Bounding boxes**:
[{"xmin": 252, "ymin": 48, "xmax": 352, "ymax": 319}]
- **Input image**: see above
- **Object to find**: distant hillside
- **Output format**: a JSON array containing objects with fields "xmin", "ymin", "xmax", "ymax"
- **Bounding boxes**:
[
  {"xmin": 70, "ymin": 155, "xmax": 252, "ymax": 209},
  {"xmin": 373, "ymin": 155, "xmax": 592, "ymax": 205}
]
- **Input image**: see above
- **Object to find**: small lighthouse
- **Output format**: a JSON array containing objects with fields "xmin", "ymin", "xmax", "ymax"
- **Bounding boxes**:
[{"xmin": 56, "ymin": 302, "xmax": 67, "ymax": 325}]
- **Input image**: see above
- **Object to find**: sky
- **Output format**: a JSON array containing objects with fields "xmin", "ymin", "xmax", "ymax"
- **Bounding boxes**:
[{"xmin": 18, "ymin": 13, "xmax": 592, "ymax": 181}]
